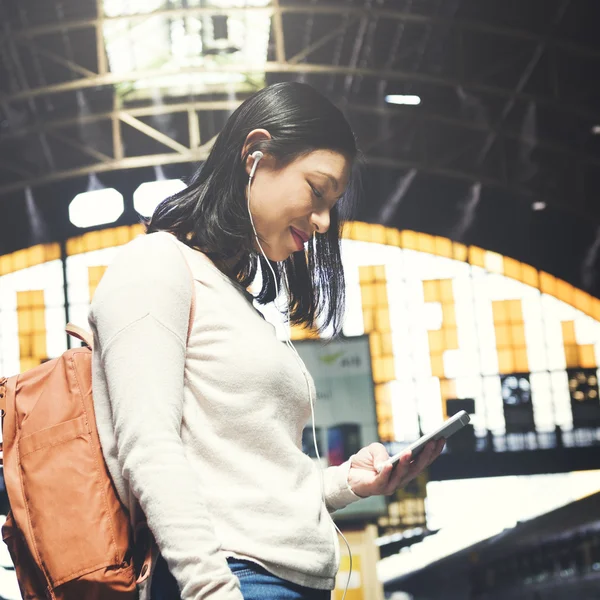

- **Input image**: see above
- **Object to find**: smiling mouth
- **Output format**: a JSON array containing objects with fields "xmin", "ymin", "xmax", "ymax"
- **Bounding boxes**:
[{"xmin": 290, "ymin": 227, "xmax": 309, "ymax": 250}]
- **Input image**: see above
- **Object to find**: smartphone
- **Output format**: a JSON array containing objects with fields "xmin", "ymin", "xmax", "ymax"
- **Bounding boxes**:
[{"xmin": 383, "ymin": 410, "xmax": 471, "ymax": 468}]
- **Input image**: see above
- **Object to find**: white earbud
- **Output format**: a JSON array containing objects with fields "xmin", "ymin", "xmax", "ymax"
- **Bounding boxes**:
[{"xmin": 249, "ymin": 150, "xmax": 264, "ymax": 179}]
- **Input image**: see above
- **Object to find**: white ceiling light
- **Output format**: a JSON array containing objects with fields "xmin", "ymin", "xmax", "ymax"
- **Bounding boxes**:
[
  {"xmin": 385, "ymin": 94, "xmax": 421, "ymax": 106},
  {"xmin": 134, "ymin": 179, "xmax": 187, "ymax": 218},
  {"xmin": 532, "ymin": 201, "xmax": 547, "ymax": 211},
  {"xmin": 69, "ymin": 188, "xmax": 124, "ymax": 228}
]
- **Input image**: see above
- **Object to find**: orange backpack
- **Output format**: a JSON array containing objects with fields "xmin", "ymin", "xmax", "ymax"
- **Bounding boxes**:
[
  {"xmin": 0, "ymin": 238, "xmax": 195, "ymax": 599},
  {"xmin": 0, "ymin": 324, "xmax": 152, "ymax": 599}
]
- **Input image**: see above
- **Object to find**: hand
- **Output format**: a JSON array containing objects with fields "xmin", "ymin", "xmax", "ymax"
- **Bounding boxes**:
[{"xmin": 346, "ymin": 439, "xmax": 445, "ymax": 499}]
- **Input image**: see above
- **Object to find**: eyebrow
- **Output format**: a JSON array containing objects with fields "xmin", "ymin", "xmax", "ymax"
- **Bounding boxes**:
[{"xmin": 315, "ymin": 171, "xmax": 339, "ymax": 191}]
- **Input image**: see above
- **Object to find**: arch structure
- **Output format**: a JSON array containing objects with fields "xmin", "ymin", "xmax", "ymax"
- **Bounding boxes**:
[{"xmin": 1, "ymin": 221, "xmax": 599, "ymax": 443}]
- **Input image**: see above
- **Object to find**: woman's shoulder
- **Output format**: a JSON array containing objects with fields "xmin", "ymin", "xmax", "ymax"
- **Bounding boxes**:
[
  {"xmin": 94, "ymin": 232, "xmax": 190, "ymax": 297},
  {"xmin": 96, "ymin": 230, "xmax": 227, "ymax": 301},
  {"xmin": 125, "ymin": 230, "xmax": 207, "ymax": 265},
  {"xmin": 111, "ymin": 231, "xmax": 187, "ymax": 270},
  {"xmin": 125, "ymin": 229, "xmax": 180, "ymax": 255},
  {"xmin": 89, "ymin": 231, "xmax": 194, "ymax": 333}
]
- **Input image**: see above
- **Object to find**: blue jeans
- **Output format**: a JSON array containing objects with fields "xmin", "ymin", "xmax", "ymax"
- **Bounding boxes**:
[{"xmin": 150, "ymin": 554, "xmax": 331, "ymax": 600}]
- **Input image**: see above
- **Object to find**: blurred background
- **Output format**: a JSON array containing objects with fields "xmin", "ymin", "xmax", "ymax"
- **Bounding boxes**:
[{"xmin": 1, "ymin": 0, "xmax": 600, "ymax": 598}]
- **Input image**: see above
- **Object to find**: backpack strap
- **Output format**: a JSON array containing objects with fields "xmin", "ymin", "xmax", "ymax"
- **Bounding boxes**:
[
  {"xmin": 0, "ymin": 377, "xmax": 6, "ymax": 465},
  {"xmin": 66, "ymin": 323, "xmax": 94, "ymax": 349},
  {"xmin": 0, "ymin": 376, "xmax": 6, "ymax": 416}
]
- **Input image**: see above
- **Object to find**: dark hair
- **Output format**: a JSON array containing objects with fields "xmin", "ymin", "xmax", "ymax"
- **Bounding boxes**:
[{"xmin": 146, "ymin": 81, "xmax": 360, "ymax": 335}]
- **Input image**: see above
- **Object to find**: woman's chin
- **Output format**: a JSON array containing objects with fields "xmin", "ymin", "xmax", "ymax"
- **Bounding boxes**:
[
  {"xmin": 259, "ymin": 249, "xmax": 289, "ymax": 263},
  {"xmin": 256, "ymin": 242, "xmax": 298, "ymax": 263}
]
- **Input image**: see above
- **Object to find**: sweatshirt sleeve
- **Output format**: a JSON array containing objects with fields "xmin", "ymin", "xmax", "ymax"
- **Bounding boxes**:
[
  {"xmin": 89, "ymin": 232, "xmax": 243, "ymax": 600},
  {"xmin": 323, "ymin": 457, "xmax": 363, "ymax": 513}
]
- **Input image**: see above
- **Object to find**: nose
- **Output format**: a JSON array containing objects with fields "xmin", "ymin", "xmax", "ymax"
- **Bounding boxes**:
[{"xmin": 311, "ymin": 208, "xmax": 330, "ymax": 235}]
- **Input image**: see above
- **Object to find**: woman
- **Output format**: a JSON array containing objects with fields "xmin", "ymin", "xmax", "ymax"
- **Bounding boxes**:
[{"xmin": 89, "ymin": 82, "xmax": 444, "ymax": 600}]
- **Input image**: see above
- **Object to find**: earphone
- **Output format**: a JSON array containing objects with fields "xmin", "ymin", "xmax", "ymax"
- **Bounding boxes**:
[
  {"xmin": 249, "ymin": 150, "xmax": 263, "ymax": 178},
  {"xmin": 247, "ymin": 150, "xmax": 353, "ymax": 600}
]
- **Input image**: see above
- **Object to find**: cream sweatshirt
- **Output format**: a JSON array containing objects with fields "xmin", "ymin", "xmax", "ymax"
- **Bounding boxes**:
[{"xmin": 88, "ymin": 232, "xmax": 361, "ymax": 600}]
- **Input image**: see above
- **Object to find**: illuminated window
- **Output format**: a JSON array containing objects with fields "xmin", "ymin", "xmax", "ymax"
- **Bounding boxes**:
[
  {"xmin": 522, "ymin": 294, "xmax": 546, "ymax": 372},
  {"xmin": 424, "ymin": 279, "xmax": 458, "ymax": 384},
  {"xmin": 359, "ymin": 264, "xmax": 395, "ymax": 441},
  {"xmin": 17, "ymin": 290, "xmax": 47, "ymax": 372},
  {"xmin": 0, "ymin": 259, "xmax": 67, "ymax": 376},
  {"xmin": 483, "ymin": 375, "xmax": 505, "ymax": 433},
  {"xmin": 568, "ymin": 369, "xmax": 600, "ymax": 429},
  {"xmin": 88, "ymin": 266, "xmax": 108, "ymax": 302},
  {"xmin": 1, "ymin": 222, "xmax": 599, "ymax": 448},
  {"xmin": 561, "ymin": 320, "xmax": 597, "ymax": 369},
  {"xmin": 65, "ymin": 248, "xmax": 121, "ymax": 334},
  {"xmin": 529, "ymin": 372, "xmax": 554, "ymax": 432},
  {"xmin": 501, "ymin": 374, "xmax": 535, "ymax": 434},
  {"xmin": 485, "ymin": 251, "xmax": 504, "ymax": 274},
  {"xmin": 492, "ymin": 300, "xmax": 529, "ymax": 374},
  {"xmin": 469, "ymin": 246, "xmax": 486, "ymax": 268},
  {"xmin": 67, "ymin": 225, "xmax": 143, "ymax": 256},
  {"xmin": 0, "ymin": 244, "xmax": 60, "ymax": 276}
]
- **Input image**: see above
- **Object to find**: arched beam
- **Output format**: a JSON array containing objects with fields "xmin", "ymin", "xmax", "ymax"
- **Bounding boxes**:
[
  {"xmin": 0, "ymin": 149, "xmax": 537, "ymax": 201},
  {"xmin": 1, "ymin": 62, "xmax": 599, "ymax": 124}
]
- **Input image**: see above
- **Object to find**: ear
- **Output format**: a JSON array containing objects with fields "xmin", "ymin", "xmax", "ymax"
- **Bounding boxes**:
[{"xmin": 242, "ymin": 128, "xmax": 272, "ymax": 176}]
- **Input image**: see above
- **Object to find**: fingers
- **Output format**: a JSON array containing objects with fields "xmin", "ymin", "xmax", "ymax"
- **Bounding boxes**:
[
  {"xmin": 433, "ymin": 438, "xmax": 445, "ymax": 460},
  {"xmin": 375, "ymin": 460, "xmax": 399, "ymax": 488},
  {"xmin": 390, "ymin": 441, "xmax": 438, "ymax": 491},
  {"xmin": 381, "ymin": 439, "xmax": 446, "ymax": 495},
  {"xmin": 423, "ymin": 438, "xmax": 445, "ymax": 469},
  {"xmin": 406, "ymin": 440, "xmax": 439, "ymax": 479},
  {"xmin": 369, "ymin": 443, "xmax": 391, "ymax": 472},
  {"xmin": 385, "ymin": 452, "xmax": 412, "ymax": 490}
]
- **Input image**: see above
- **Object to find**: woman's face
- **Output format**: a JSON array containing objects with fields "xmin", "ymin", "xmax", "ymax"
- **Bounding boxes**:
[{"xmin": 245, "ymin": 148, "xmax": 351, "ymax": 262}]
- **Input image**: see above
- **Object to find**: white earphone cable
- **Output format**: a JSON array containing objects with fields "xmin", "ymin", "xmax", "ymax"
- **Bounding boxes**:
[{"xmin": 247, "ymin": 155, "xmax": 353, "ymax": 600}]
